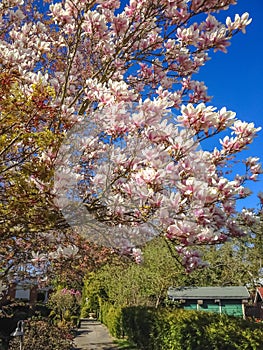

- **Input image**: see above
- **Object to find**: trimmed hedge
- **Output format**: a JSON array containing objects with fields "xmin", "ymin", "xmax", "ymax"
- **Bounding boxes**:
[
  {"xmin": 102, "ymin": 305, "xmax": 263, "ymax": 350},
  {"xmin": 100, "ymin": 302, "xmax": 123, "ymax": 338},
  {"xmin": 122, "ymin": 306, "xmax": 156, "ymax": 349}
]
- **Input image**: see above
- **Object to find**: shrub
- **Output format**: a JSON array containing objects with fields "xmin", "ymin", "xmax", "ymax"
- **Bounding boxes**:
[
  {"xmin": 0, "ymin": 302, "xmax": 52, "ymax": 349},
  {"xmin": 70, "ymin": 315, "xmax": 79, "ymax": 327},
  {"xmin": 8, "ymin": 318, "xmax": 74, "ymax": 350},
  {"xmin": 81, "ymin": 292, "xmax": 100, "ymax": 318},
  {"xmin": 158, "ymin": 310, "xmax": 263, "ymax": 350},
  {"xmin": 121, "ymin": 306, "xmax": 156, "ymax": 350},
  {"xmin": 100, "ymin": 302, "xmax": 123, "ymax": 338},
  {"xmin": 48, "ymin": 288, "xmax": 81, "ymax": 322},
  {"xmin": 101, "ymin": 304, "xmax": 263, "ymax": 350},
  {"xmin": 205, "ymin": 315, "xmax": 263, "ymax": 350}
]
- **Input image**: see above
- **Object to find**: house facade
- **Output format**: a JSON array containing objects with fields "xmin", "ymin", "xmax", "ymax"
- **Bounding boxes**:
[
  {"xmin": 167, "ymin": 286, "xmax": 250, "ymax": 319},
  {"xmin": 0, "ymin": 281, "xmax": 51, "ymax": 305}
]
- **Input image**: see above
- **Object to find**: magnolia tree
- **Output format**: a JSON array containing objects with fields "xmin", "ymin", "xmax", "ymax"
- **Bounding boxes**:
[
  {"xmin": 0, "ymin": 0, "xmax": 262, "ymax": 282},
  {"xmin": 0, "ymin": 69, "xmax": 111, "ymax": 285}
]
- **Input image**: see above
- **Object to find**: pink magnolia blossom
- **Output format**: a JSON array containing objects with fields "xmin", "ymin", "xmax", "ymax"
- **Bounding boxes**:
[{"xmin": 1, "ymin": 0, "xmax": 261, "ymax": 276}]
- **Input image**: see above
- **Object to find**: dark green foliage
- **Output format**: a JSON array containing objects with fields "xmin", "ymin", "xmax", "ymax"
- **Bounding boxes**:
[
  {"xmin": 81, "ymin": 291, "xmax": 101, "ymax": 318},
  {"xmin": 0, "ymin": 301, "xmax": 51, "ymax": 349},
  {"xmin": 34, "ymin": 303, "xmax": 51, "ymax": 317},
  {"xmin": 121, "ymin": 306, "xmax": 157, "ymax": 350},
  {"xmin": 70, "ymin": 315, "xmax": 79, "ymax": 327},
  {"xmin": 103, "ymin": 305, "xmax": 263, "ymax": 350}
]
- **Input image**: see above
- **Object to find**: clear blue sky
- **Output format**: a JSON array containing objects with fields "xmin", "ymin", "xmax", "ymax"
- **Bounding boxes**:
[{"xmin": 197, "ymin": 0, "xmax": 263, "ymax": 212}]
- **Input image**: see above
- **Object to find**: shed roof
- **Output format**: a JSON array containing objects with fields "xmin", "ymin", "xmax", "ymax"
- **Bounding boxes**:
[
  {"xmin": 257, "ymin": 287, "xmax": 263, "ymax": 297},
  {"xmin": 254, "ymin": 287, "xmax": 263, "ymax": 303},
  {"xmin": 168, "ymin": 286, "xmax": 250, "ymax": 300}
]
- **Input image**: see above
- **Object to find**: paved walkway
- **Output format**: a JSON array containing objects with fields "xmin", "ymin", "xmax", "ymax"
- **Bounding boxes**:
[{"xmin": 73, "ymin": 319, "xmax": 119, "ymax": 350}]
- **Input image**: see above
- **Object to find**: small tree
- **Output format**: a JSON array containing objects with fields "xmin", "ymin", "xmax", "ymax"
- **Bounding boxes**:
[{"xmin": 48, "ymin": 288, "xmax": 81, "ymax": 323}]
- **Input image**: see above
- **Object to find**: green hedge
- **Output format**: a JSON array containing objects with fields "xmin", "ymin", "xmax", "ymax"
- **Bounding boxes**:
[
  {"xmin": 122, "ymin": 306, "xmax": 156, "ymax": 349},
  {"xmin": 101, "ymin": 305, "xmax": 263, "ymax": 350},
  {"xmin": 100, "ymin": 302, "xmax": 123, "ymax": 338}
]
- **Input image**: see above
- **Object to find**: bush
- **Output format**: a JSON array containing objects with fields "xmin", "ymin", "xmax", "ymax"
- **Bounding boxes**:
[
  {"xmin": 48, "ymin": 288, "xmax": 81, "ymax": 322},
  {"xmin": 122, "ymin": 306, "xmax": 156, "ymax": 350},
  {"xmin": 8, "ymin": 318, "xmax": 74, "ymax": 350},
  {"xmin": 160, "ymin": 310, "xmax": 263, "ymax": 350},
  {"xmin": 100, "ymin": 302, "xmax": 123, "ymax": 338},
  {"xmin": 70, "ymin": 315, "xmax": 79, "ymax": 327},
  {"xmin": 204, "ymin": 315, "xmax": 263, "ymax": 350},
  {"xmin": 101, "ymin": 304, "xmax": 263, "ymax": 350},
  {"xmin": 35, "ymin": 303, "xmax": 51, "ymax": 317},
  {"xmin": 0, "ymin": 302, "xmax": 52, "ymax": 349},
  {"xmin": 81, "ymin": 292, "xmax": 100, "ymax": 318}
]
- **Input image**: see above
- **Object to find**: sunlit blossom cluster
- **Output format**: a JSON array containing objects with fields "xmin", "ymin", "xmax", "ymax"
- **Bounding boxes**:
[{"xmin": 61, "ymin": 288, "xmax": 81, "ymax": 297}]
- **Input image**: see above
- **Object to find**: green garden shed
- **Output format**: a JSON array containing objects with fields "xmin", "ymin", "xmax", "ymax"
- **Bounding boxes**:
[{"xmin": 167, "ymin": 286, "xmax": 250, "ymax": 318}]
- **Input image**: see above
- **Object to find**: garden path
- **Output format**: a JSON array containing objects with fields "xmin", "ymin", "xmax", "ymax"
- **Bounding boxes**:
[{"xmin": 73, "ymin": 318, "xmax": 119, "ymax": 350}]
